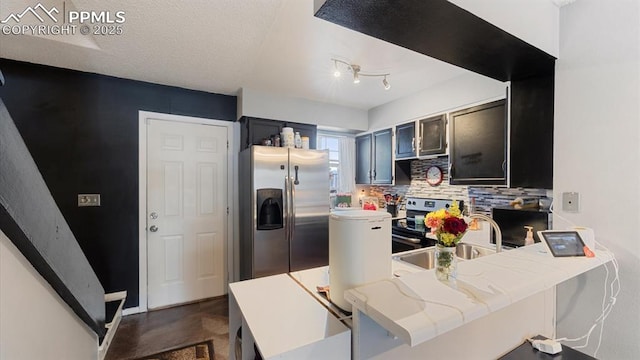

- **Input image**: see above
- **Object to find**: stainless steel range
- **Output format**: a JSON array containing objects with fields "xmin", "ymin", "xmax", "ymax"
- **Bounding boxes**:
[{"xmin": 391, "ymin": 197, "xmax": 463, "ymax": 253}]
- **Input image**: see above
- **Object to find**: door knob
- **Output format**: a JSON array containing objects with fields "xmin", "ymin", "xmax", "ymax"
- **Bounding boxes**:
[
  {"xmin": 149, "ymin": 212, "xmax": 158, "ymax": 219},
  {"xmin": 149, "ymin": 225, "xmax": 158, "ymax": 232}
]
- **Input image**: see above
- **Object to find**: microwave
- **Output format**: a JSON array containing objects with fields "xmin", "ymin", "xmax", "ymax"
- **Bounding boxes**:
[{"xmin": 491, "ymin": 207, "xmax": 552, "ymax": 248}]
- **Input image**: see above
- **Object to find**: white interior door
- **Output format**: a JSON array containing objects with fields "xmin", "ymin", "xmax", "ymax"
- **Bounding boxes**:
[{"xmin": 147, "ymin": 119, "xmax": 227, "ymax": 309}]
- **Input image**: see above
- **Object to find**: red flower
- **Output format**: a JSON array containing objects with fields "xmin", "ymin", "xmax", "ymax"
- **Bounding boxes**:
[{"xmin": 442, "ymin": 217, "xmax": 468, "ymax": 235}]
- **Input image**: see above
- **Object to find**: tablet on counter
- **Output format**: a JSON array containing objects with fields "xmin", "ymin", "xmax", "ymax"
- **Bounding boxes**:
[{"xmin": 537, "ymin": 230, "xmax": 586, "ymax": 257}]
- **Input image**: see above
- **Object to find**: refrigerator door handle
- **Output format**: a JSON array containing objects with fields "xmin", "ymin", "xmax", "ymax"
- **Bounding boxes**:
[
  {"xmin": 293, "ymin": 165, "xmax": 300, "ymax": 185},
  {"xmin": 290, "ymin": 176, "xmax": 296, "ymax": 240},
  {"xmin": 284, "ymin": 176, "xmax": 290, "ymax": 241}
]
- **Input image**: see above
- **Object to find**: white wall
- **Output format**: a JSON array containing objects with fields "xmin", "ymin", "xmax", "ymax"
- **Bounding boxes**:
[
  {"xmin": 238, "ymin": 88, "xmax": 368, "ymax": 131},
  {"xmin": 554, "ymin": 0, "xmax": 640, "ymax": 358},
  {"xmin": 448, "ymin": 0, "xmax": 560, "ymax": 57},
  {"xmin": 367, "ymin": 72, "xmax": 506, "ymax": 131},
  {"xmin": 0, "ymin": 230, "xmax": 98, "ymax": 360}
]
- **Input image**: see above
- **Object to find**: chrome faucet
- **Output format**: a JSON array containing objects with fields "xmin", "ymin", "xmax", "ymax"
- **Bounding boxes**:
[{"xmin": 468, "ymin": 213, "xmax": 503, "ymax": 253}]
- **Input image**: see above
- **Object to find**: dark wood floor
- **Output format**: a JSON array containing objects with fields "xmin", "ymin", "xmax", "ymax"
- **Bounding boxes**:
[{"xmin": 105, "ymin": 296, "xmax": 229, "ymax": 360}]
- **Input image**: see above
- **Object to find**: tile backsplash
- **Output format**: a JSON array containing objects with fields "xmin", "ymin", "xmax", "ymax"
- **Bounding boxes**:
[{"xmin": 362, "ymin": 156, "xmax": 552, "ymax": 215}]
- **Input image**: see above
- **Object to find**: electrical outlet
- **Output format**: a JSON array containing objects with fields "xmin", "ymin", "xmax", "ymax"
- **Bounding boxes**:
[
  {"xmin": 562, "ymin": 192, "xmax": 579, "ymax": 212},
  {"xmin": 78, "ymin": 194, "xmax": 101, "ymax": 207}
]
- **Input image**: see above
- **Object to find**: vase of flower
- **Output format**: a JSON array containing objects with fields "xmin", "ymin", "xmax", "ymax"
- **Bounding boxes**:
[
  {"xmin": 435, "ymin": 243, "xmax": 457, "ymax": 282},
  {"xmin": 425, "ymin": 200, "xmax": 468, "ymax": 284}
]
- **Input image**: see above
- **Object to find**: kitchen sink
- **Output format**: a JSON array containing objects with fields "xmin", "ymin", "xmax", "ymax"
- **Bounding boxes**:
[
  {"xmin": 396, "ymin": 248, "xmax": 437, "ymax": 269},
  {"xmin": 394, "ymin": 243, "xmax": 495, "ymax": 270},
  {"xmin": 456, "ymin": 243, "xmax": 495, "ymax": 260}
]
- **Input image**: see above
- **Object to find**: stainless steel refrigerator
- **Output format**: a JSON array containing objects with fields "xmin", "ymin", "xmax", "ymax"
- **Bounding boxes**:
[{"xmin": 239, "ymin": 146, "xmax": 329, "ymax": 280}]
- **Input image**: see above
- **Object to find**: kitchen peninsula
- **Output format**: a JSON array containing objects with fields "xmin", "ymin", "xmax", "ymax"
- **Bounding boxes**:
[{"xmin": 229, "ymin": 236, "xmax": 612, "ymax": 359}]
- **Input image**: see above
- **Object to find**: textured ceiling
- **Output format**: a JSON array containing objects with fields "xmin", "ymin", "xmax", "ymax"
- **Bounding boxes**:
[{"xmin": 0, "ymin": 0, "xmax": 508, "ymax": 110}]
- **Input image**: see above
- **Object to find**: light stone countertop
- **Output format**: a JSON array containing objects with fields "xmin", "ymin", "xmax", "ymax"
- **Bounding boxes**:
[
  {"xmin": 229, "ymin": 274, "xmax": 351, "ymax": 359},
  {"xmin": 344, "ymin": 243, "xmax": 613, "ymax": 347}
]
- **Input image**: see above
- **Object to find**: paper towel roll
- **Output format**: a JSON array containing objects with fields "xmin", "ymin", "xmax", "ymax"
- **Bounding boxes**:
[{"xmin": 574, "ymin": 227, "xmax": 595, "ymax": 249}]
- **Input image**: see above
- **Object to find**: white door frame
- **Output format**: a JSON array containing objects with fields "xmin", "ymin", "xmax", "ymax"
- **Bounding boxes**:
[{"xmin": 132, "ymin": 111, "xmax": 238, "ymax": 314}]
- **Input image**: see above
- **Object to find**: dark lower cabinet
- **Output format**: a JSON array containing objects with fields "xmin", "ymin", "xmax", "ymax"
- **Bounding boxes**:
[
  {"xmin": 239, "ymin": 116, "xmax": 317, "ymax": 150},
  {"xmin": 450, "ymin": 99, "xmax": 507, "ymax": 186},
  {"xmin": 356, "ymin": 128, "xmax": 393, "ymax": 185}
]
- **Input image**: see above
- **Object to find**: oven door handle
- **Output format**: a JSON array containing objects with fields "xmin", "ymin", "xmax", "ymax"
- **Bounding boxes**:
[{"xmin": 392, "ymin": 234, "xmax": 421, "ymax": 244}]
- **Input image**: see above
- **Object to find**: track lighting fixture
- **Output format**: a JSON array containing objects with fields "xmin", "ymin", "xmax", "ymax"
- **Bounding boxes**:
[{"xmin": 331, "ymin": 58, "xmax": 390, "ymax": 90}]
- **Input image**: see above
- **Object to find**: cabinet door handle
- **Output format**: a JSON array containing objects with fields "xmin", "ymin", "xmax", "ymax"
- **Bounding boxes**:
[
  {"xmin": 450, "ymin": 163, "xmax": 455, "ymax": 178},
  {"xmin": 502, "ymin": 160, "xmax": 506, "ymax": 173},
  {"xmin": 411, "ymin": 138, "xmax": 415, "ymax": 151},
  {"xmin": 373, "ymin": 169, "xmax": 377, "ymax": 180},
  {"xmin": 417, "ymin": 137, "xmax": 422, "ymax": 151}
]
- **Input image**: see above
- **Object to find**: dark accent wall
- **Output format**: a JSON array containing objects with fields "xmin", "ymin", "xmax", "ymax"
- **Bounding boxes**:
[
  {"xmin": 1, "ymin": 99, "xmax": 105, "ymax": 335},
  {"xmin": 0, "ymin": 59, "xmax": 236, "ymax": 308}
]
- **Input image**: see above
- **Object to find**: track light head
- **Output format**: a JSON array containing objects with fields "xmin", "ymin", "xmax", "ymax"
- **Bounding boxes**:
[
  {"xmin": 383, "ymin": 76, "xmax": 390, "ymax": 90},
  {"xmin": 351, "ymin": 65, "xmax": 361, "ymax": 84}
]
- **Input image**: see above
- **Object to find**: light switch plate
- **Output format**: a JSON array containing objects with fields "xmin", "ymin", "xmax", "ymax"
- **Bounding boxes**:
[
  {"xmin": 562, "ymin": 192, "xmax": 579, "ymax": 212},
  {"xmin": 78, "ymin": 194, "xmax": 101, "ymax": 207}
]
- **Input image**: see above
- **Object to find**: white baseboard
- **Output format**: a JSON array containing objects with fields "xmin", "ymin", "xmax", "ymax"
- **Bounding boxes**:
[{"xmin": 122, "ymin": 306, "xmax": 144, "ymax": 316}]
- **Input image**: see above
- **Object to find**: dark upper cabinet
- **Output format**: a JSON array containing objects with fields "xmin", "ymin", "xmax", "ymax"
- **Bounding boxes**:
[
  {"xmin": 356, "ymin": 128, "xmax": 393, "ymax": 185},
  {"xmin": 355, "ymin": 134, "xmax": 372, "ymax": 184},
  {"xmin": 239, "ymin": 116, "xmax": 317, "ymax": 150},
  {"xmin": 287, "ymin": 122, "xmax": 317, "ymax": 148},
  {"xmin": 449, "ymin": 77, "xmax": 554, "ymax": 189},
  {"xmin": 372, "ymin": 129, "xmax": 393, "ymax": 184},
  {"xmin": 240, "ymin": 117, "xmax": 281, "ymax": 149},
  {"xmin": 509, "ymin": 75, "xmax": 554, "ymax": 189},
  {"xmin": 395, "ymin": 122, "xmax": 415, "ymax": 159},
  {"xmin": 450, "ymin": 99, "xmax": 507, "ymax": 186},
  {"xmin": 396, "ymin": 115, "xmax": 446, "ymax": 159},
  {"xmin": 418, "ymin": 115, "xmax": 447, "ymax": 156}
]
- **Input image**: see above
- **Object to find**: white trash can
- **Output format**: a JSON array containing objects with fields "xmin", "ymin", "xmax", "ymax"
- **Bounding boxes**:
[{"xmin": 329, "ymin": 209, "xmax": 391, "ymax": 311}]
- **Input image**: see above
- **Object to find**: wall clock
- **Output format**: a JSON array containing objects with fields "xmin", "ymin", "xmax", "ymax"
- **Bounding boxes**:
[{"xmin": 426, "ymin": 165, "xmax": 443, "ymax": 186}]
